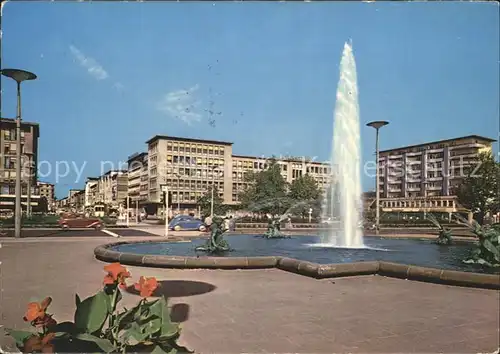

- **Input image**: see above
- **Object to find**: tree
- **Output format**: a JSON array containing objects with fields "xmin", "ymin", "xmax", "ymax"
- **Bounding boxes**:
[
  {"xmin": 456, "ymin": 151, "xmax": 499, "ymax": 224},
  {"xmin": 288, "ymin": 174, "xmax": 323, "ymax": 219},
  {"xmin": 197, "ymin": 186, "xmax": 225, "ymax": 216},
  {"xmin": 238, "ymin": 158, "xmax": 290, "ymax": 215},
  {"xmin": 35, "ymin": 196, "xmax": 49, "ymax": 213}
]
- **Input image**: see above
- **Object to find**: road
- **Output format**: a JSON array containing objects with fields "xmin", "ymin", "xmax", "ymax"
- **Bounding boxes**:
[{"xmin": 0, "ymin": 228, "xmax": 160, "ymax": 238}]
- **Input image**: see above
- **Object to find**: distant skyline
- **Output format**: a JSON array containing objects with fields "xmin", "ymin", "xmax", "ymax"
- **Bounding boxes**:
[{"xmin": 1, "ymin": 1, "xmax": 498, "ymax": 199}]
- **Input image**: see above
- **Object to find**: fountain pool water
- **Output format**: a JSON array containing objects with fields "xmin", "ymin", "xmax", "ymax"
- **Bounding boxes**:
[
  {"xmin": 320, "ymin": 41, "xmax": 364, "ymax": 248},
  {"xmin": 109, "ymin": 235, "xmax": 498, "ymax": 274}
]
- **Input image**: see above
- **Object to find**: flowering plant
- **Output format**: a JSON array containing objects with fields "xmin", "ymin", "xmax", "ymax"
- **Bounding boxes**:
[{"xmin": 4, "ymin": 263, "xmax": 190, "ymax": 353}]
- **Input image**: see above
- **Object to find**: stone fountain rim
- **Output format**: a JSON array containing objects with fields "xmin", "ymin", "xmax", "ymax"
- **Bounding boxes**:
[{"xmin": 94, "ymin": 240, "xmax": 500, "ymax": 290}]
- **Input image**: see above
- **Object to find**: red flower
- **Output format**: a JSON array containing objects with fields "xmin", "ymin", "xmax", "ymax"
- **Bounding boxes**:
[
  {"xmin": 24, "ymin": 297, "xmax": 52, "ymax": 323},
  {"xmin": 134, "ymin": 276, "xmax": 159, "ymax": 298},
  {"xmin": 103, "ymin": 263, "xmax": 131, "ymax": 289}
]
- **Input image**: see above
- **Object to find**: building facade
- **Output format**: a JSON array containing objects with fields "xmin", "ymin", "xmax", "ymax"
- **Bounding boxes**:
[
  {"xmin": 55, "ymin": 197, "xmax": 69, "ymax": 210},
  {"xmin": 68, "ymin": 189, "xmax": 85, "ymax": 211},
  {"xmin": 97, "ymin": 170, "xmax": 128, "ymax": 207},
  {"xmin": 84, "ymin": 178, "xmax": 99, "ymax": 207},
  {"xmin": 142, "ymin": 135, "xmax": 330, "ymax": 213},
  {"xmin": 0, "ymin": 118, "xmax": 40, "ymax": 212},
  {"xmin": 127, "ymin": 152, "xmax": 149, "ymax": 206},
  {"xmin": 230, "ymin": 155, "xmax": 330, "ymax": 203},
  {"xmin": 377, "ymin": 135, "xmax": 496, "ymax": 214},
  {"xmin": 146, "ymin": 136, "xmax": 233, "ymax": 209},
  {"xmin": 37, "ymin": 181, "xmax": 55, "ymax": 211}
]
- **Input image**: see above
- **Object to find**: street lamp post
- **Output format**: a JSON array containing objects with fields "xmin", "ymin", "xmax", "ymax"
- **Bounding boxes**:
[
  {"xmin": 1, "ymin": 69, "xmax": 37, "ymax": 238},
  {"xmin": 366, "ymin": 121, "xmax": 389, "ymax": 235},
  {"xmin": 173, "ymin": 172, "xmax": 181, "ymax": 214},
  {"xmin": 160, "ymin": 184, "xmax": 169, "ymax": 237}
]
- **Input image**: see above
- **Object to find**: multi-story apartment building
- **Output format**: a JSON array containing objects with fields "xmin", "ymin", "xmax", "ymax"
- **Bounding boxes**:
[
  {"xmin": 55, "ymin": 197, "xmax": 69, "ymax": 210},
  {"xmin": 231, "ymin": 155, "xmax": 330, "ymax": 203},
  {"xmin": 84, "ymin": 177, "xmax": 99, "ymax": 207},
  {"xmin": 142, "ymin": 135, "xmax": 331, "ymax": 213},
  {"xmin": 97, "ymin": 170, "xmax": 128, "ymax": 207},
  {"xmin": 377, "ymin": 135, "xmax": 496, "ymax": 214},
  {"xmin": 37, "ymin": 181, "xmax": 55, "ymax": 211},
  {"xmin": 146, "ymin": 136, "xmax": 233, "ymax": 212},
  {"xmin": 68, "ymin": 189, "xmax": 85, "ymax": 211},
  {"xmin": 0, "ymin": 118, "xmax": 41, "ymax": 212},
  {"xmin": 127, "ymin": 152, "xmax": 149, "ymax": 206}
]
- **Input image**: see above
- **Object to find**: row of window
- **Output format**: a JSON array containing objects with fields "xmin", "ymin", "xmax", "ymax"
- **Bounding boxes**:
[
  {"xmin": 382, "ymin": 199, "xmax": 455, "ymax": 208},
  {"xmin": 150, "ymin": 167, "xmax": 224, "ymax": 178},
  {"xmin": 381, "ymin": 159, "xmax": 475, "ymax": 169},
  {"xmin": 292, "ymin": 169, "xmax": 303, "ymax": 179},
  {"xmin": 3, "ymin": 143, "xmax": 26, "ymax": 155},
  {"xmin": 149, "ymin": 178, "xmax": 224, "ymax": 190},
  {"xmin": 2, "ymin": 129, "xmax": 26, "ymax": 141},
  {"xmin": 382, "ymin": 145, "xmax": 484, "ymax": 160},
  {"xmin": 167, "ymin": 156, "xmax": 224, "ymax": 165},
  {"xmin": 0, "ymin": 185, "xmax": 37, "ymax": 195},
  {"xmin": 166, "ymin": 143, "xmax": 225, "ymax": 155},
  {"xmin": 149, "ymin": 191, "xmax": 224, "ymax": 202}
]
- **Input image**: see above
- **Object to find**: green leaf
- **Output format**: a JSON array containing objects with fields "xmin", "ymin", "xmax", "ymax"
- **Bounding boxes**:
[
  {"xmin": 118, "ymin": 322, "xmax": 149, "ymax": 346},
  {"xmin": 483, "ymin": 239, "xmax": 500, "ymax": 261},
  {"xmin": 104, "ymin": 288, "xmax": 122, "ymax": 313},
  {"xmin": 141, "ymin": 316, "xmax": 162, "ymax": 337},
  {"xmin": 52, "ymin": 321, "xmax": 77, "ymax": 335},
  {"xmin": 4, "ymin": 329, "xmax": 35, "ymax": 346},
  {"xmin": 150, "ymin": 345, "xmax": 173, "ymax": 354},
  {"xmin": 74, "ymin": 333, "xmax": 115, "ymax": 353},
  {"xmin": 144, "ymin": 298, "xmax": 179, "ymax": 340},
  {"xmin": 160, "ymin": 299, "xmax": 180, "ymax": 339},
  {"xmin": 116, "ymin": 305, "xmax": 142, "ymax": 331},
  {"xmin": 74, "ymin": 290, "xmax": 109, "ymax": 333},
  {"xmin": 75, "ymin": 294, "xmax": 81, "ymax": 307}
]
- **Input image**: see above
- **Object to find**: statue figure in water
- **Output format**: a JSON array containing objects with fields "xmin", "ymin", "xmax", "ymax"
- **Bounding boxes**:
[
  {"xmin": 195, "ymin": 216, "xmax": 230, "ymax": 254},
  {"xmin": 264, "ymin": 214, "xmax": 288, "ymax": 239},
  {"xmin": 455, "ymin": 214, "xmax": 500, "ymax": 268},
  {"xmin": 427, "ymin": 213, "xmax": 452, "ymax": 245}
]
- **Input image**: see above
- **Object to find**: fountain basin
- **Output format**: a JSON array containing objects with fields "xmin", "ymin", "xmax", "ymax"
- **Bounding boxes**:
[{"xmin": 94, "ymin": 235, "xmax": 500, "ymax": 290}]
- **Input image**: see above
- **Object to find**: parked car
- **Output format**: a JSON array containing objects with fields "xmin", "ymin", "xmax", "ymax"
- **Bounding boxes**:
[
  {"xmin": 169, "ymin": 215, "xmax": 206, "ymax": 231},
  {"xmin": 59, "ymin": 215, "xmax": 104, "ymax": 230}
]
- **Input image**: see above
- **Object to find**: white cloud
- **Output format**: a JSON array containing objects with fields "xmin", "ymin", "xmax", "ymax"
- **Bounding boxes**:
[
  {"xmin": 156, "ymin": 84, "xmax": 202, "ymax": 125},
  {"xmin": 69, "ymin": 45, "xmax": 109, "ymax": 81}
]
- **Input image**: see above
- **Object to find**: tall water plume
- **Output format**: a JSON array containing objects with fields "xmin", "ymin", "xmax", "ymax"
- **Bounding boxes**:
[{"xmin": 320, "ymin": 41, "xmax": 364, "ymax": 248}]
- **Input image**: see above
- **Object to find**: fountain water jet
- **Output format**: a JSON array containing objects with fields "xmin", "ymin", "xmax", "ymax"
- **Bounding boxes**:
[{"xmin": 319, "ymin": 41, "xmax": 364, "ymax": 248}]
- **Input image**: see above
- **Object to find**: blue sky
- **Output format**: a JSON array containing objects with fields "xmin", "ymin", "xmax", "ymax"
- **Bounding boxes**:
[{"xmin": 1, "ymin": 1, "xmax": 498, "ymax": 199}]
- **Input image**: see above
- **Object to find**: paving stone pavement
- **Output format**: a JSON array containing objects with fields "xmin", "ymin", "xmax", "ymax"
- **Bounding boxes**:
[{"xmin": 0, "ymin": 238, "xmax": 498, "ymax": 353}]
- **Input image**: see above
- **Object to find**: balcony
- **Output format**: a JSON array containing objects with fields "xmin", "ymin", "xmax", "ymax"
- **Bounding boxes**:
[
  {"xmin": 427, "ymin": 185, "xmax": 442, "ymax": 190},
  {"xmin": 128, "ymin": 181, "xmax": 140, "ymax": 188}
]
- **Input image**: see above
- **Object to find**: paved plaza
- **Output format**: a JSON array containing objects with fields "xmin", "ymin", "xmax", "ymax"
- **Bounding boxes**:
[{"xmin": 1, "ymin": 237, "xmax": 499, "ymax": 353}]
